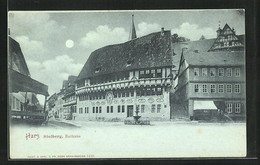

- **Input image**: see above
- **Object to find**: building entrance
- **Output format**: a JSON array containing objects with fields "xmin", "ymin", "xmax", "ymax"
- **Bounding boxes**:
[{"xmin": 127, "ymin": 105, "xmax": 133, "ymax": 117}]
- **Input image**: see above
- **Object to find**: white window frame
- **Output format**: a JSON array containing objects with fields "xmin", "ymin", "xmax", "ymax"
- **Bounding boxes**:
[
  {"xmin": 234, "ymin": 84, "xmax": 240, "ymax": 93},
  {"xmin": 194, "ymin": 84, "xmax": 199, "ymax": 93},
  {"xmin": 210, "ymin": 68, "xmax": 216, "ymax": 77},
  {"xmin": 218, "ymin": 84, "xmax": 224, "ymax": 93},
  {"xmin": 235, "ymin": 103, "xmax": 241, "ymax": 113},
  {"xmin": 226, "ymin": 84, "xmax": 232, "ymax": 93},
  {"xmin": 141, "ymin": 105, "xmax": 145, "ymax": 113},
  {"xmin": 226, "ymin": 103, "xmax": 232, "ymax": 113},
  {"xmin": 210, "ymin": 84, "xmax": 216, "ymax": 93},
  {"xmin": 226, "ymin": 68, "xmax": 232, "ymax": 77},
  {"xmin": 202, "ymin": 68, "xmax": 207, "ymax": 77},
  {"xmin": 151, "ymin": 104, "xmax": 156, "ymax": 113},
  {"xmin": 202, "ymin": 84, "xmax": 208, "ymax": 93},
  {"xmin": 218, "ymin": 68, "xmax": 224, "ymax": 77},
  {"xmin": 235, "ymin": 68, "xmax": 240, "ymax": 77},
  {"xmin": 157, "ymin": 104, "xmax": 161, "ymax": 113},
  {"xmin": 194, "ymin": 68, "xmax": 199, "ymax": 76}
]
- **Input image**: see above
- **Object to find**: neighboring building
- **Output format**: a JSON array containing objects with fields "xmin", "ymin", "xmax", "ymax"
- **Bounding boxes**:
[
  {"xmin": 172, "ymin": 24, "xmax": 245, "ymax": 121},
  {"xmin": 75, "ymin": 17, "xmax": 176, "ymax": 121},
  {"xmin": 62, "ymin": 76, "xmax": 77, "ymax": 120},
  {"xmin": 46, "ymin": 93, "xmax": 58, "ymax": 117},
  {"xmin": 8, "ymin": 35, "xmax": 49, "ymax": 121},
  {"xmin": 52, "ymin": 91, "xmax": 65, "ymax": 119}
]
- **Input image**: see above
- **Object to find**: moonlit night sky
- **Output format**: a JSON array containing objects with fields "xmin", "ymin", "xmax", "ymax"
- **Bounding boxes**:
[{"xmin": 8, "ymin": 10, "xmax": 245, "ymax": 101}]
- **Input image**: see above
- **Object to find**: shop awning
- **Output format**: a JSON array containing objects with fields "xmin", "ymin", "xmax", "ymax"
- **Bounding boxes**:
[
  {"xmin": 194, "ymin": 100, "xmax": 217, "ymax": 110},
  {"xmin": 9, "ymin": 69, "xmax": 49, "ymax": 96}
]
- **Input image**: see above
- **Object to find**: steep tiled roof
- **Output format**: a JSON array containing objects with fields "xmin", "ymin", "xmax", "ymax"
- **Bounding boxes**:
[
  {"xmin": 172, "ymin": 34, "xmax": 245, "ymax": 69},
  {"xmin": 171, "ymin": 38, "xmax": 216, "ymax": 69},
  {"xmin": 9, "ymin": 37, "xmax": 30, "ymax": 76},
  {"xmin": 184, "ymin": 51, "xmax": 245, "ymax": 66},
  {"xmin": 77, "ymin": 31, "xmax": 173, "ymax": 81}
]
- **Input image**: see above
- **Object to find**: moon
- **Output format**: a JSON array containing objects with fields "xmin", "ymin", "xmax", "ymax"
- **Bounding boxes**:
[{"xmin": 65, "ymin": 40, "xmax": 74, "ymax": 48}]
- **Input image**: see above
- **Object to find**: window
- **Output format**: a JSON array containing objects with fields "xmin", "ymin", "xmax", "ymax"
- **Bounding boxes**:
[
  {"xmin": 157, "ymin": 87, "xmax": 162, "ymax": 95},
  {"xmin": 110, "ymin": 106, "xmax": 113, "ymax": 113},
  {"xmin": 118, "ymin": 105, "xmax": 120, "ymax": 113},
  {"xmin": 156, "ymin": 69, "xmax": 162, "ymax": 77},
  {"xmin": 235, "ymin": 84, "xmax": 240, "ymax": 93},
  {"xmin": 130, "ymin": 90, "xmax": 134, "ymax": 97},
  {"xmin": 140, "ymin": 70, "xmax": 145, "ymax": 79},
  {"xmin": 218, "ymin": 68, "xmax": 224, "ymax": 77},
  {"xmin": 235, "ymin": 103, "xmax": 241, "ymax": 113},
  {"xmin": 218, "ymin": 84, "xmax": 224, "ymax": 93},
  {"xmin": 85, "ymin": 107, "xmax": 87, "ymax": 113},
  {"xmin": 136, "ymin": 105, "xmax": 140, "ymax": 112},
  {"xmin": 194, "ymin": 68, "xmax": 199, "ymax": 76},
  {"xmin": 210, "ymin": 68, "xmax": 216, "ymax": 77},
  {"xmin": 226, "ymin": 84, "xmax": 232, "ymax": 93},
  {"xmin": 122, "ymin": 105, "xmax": 125, "ymax": 113},
  {"xmin": 146, "ymin": 70, "xmax": 150, "ymax": 74},
  {"xmin": 202, "ymin": 68, "xmax": 207, "ymax": 76},
  {"xmin": 202, "ymin": 84, "xmax": 207, "ymax": 93},
  {"xmin": 141, "ymin": 105, "xmax": 145, "ymax": 113},
  {"xmin": 227, "ymin": 68, "xmax": 232, "ymax": 77},
  {"xmin": 235, "ymin": 68, "xmax": 240, "ymax": 77},
  {"xmin": 96, "ymin": 107, "xmax": 98, "ymax": 113},
  {"xmin": 210, "ymin": 84, "xmax": 216, "ymax": 93},
  {"xmin": 107, "ymin": 106, "xmax": 109, "ymax": 113},
  {"xmin": 194, "ymin": 84, "xmax": 199, "ymax": 93},
  {"xmin": 157, "ymin": 104, "xmax": 161, "ymax": 113},
  {"xmin": 99, "ymin": 107, "xmax": 102, "ymax": 113},
  {"xmin": 226, "ymin": 103, "xmax": 232, "ymax": 113},
  {"xmin": 93, "ymin": 107, "xmax": 95, "ymax": 113},
  {"xmin": 151, "ymin": 104, "xmax": 156, "ymax": 113},
  {"xmin": 87, "ymin": 107, "xmax": 89, "ymax": 113},
  {"xmin": 151, "ymin": 69, "xmax": 156, "ymax": 77},
  {"xmin": 16, "ymin": 98, "xmax": 19, "ymax": 110}
]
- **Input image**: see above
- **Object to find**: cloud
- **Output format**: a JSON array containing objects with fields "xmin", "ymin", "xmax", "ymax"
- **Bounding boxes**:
[
  {"xmin": 80, "ymin": 25, "xmax": 128, "ymax": 51},
  {"xmin": 14, "ymin": 36, "xmax": 46, "ymax": 61},
  {"xmin": 136, "ymin": 22, "xmax": 162, "ymax": 37},
  {"xmin": 171, "ymin": 22, "xmax": 216, "ymax": 41},
  {"xmin": 9, "ymin": 13, "xmax": 65, "ymax": 41},
  {"xmin": 27, "ymin": 55, "xmax": 83, "ymax": 95},
  {"xmin": 79, "ymin": 22, "xmax": 163, "ymax": 54}
]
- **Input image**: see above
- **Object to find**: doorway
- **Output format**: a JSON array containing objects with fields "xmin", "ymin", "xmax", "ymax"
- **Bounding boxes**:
[{"xmin": 127, "ymin": 105, "xmax": 133, "ymax": 117}]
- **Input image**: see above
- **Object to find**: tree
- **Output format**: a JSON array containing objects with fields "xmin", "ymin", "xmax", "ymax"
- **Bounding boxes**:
[
  {"xmin": 199, "ymin": 35, "xmax": 206, "ymax": 40},
  {"xmin": 172, "ymin": 33, "xmax": 190, "ymax": 43}
]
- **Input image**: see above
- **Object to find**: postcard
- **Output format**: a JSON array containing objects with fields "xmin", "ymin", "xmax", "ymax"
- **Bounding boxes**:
[{"xmin": 8, "ymin": 9, "xmax": 246, "ymax": 159}]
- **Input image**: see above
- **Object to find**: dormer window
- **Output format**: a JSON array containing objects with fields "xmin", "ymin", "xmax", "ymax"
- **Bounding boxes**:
[
  {"xmin": 126, "ymin": 58, "xmax": 134, "ymax": 67},
  {"xmin": 95, "ymin": 63, "xmax": 102, "ymax": 73}
]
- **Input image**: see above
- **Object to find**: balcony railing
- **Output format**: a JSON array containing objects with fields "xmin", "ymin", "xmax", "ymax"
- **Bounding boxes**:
[{"xmin": 76, "ymin": 77, "xmax": 172, "ymax": 94}]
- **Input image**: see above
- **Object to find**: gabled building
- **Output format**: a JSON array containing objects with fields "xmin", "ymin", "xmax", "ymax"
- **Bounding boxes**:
[
  {"xmin": 62, "ymin": 75, "xmax": 77, "ymax": 120},
  {"xmin": 209, "ymin": 23, "xmax": 244, "ymax": 52},
  {"xmin": 75, "ymin": 17, "xmax": 176, "ymax": 121},
  {"xmin": 8, "ymin": 35, "xmax": 49, "ymax": 122},
  {"xmin": 171, "ymin": 24, "xmax": 245, "ymax": 121}
]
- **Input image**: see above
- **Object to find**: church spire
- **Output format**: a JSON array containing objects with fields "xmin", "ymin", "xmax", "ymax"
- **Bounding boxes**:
[{"xmin": 129, "ymin": 15, "xmax": 137, "ymax": 40}]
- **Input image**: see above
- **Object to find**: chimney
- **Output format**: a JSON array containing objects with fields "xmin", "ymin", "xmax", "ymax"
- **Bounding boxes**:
[{"xmin": 161, "ymin": 27, "xmax": 165, "ymax": 36}]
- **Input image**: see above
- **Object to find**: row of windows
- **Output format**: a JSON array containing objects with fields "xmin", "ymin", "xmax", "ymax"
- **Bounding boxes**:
[
  {"xmin": 78, "ymin": 104, "xmax": 162, "ymax": 114},
  {"xmin": 64, "ymin": 95, "xmax": 76, "ymax": 103},
  {"xmin": 78, "ymin": 87, "xmax": 164, "ymax": 101},
  {"xmin": 77, "ymin": 67, "xmax": 173, "ymax": 88},
  {"xmin": 226, "ymin": 103, "xmax": 243, "ymax": 113},
  {"xmin": 194, "ymin": 68, "xmax": 240, "ymax": 77},
  {"xmin": 194, "ymin": 84, "xmax": 241, "ymax": 93},
  {"xmin": 139, "ymin": 68, "xmax": 163, "ymax": 79}
]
